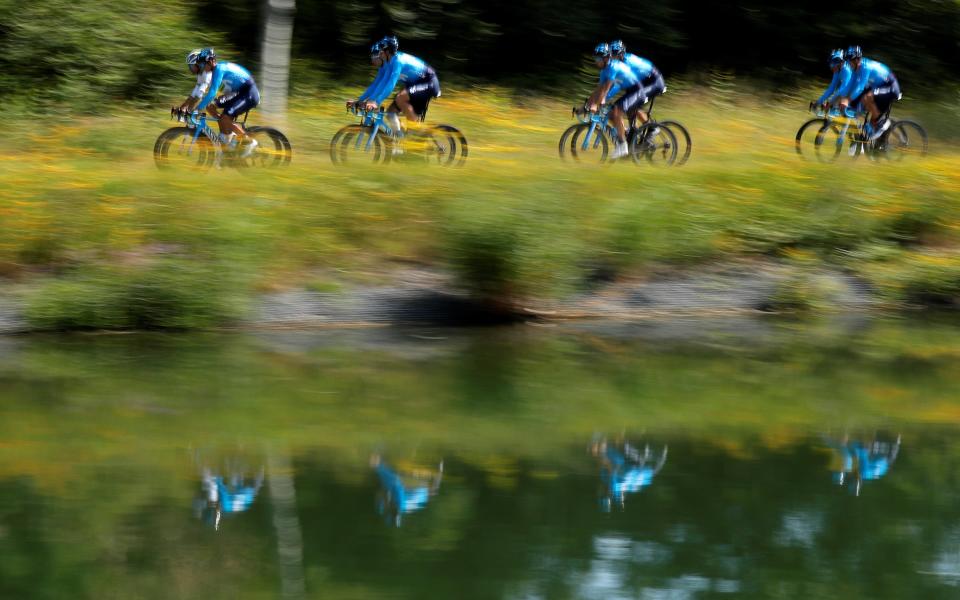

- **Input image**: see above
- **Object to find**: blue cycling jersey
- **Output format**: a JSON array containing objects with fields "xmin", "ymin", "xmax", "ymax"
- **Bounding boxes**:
[
  {"xmin": 600, "ymin": 59, "xmax": 640, "ymax": 101},
  {"xmin": 363, "ymin": 52, "xmax": 432, "ymax": 105},
  {"xmin": 622, "ymin": 53, "xmax": 657, "ymax": 80},
  {"xmin": 839, "ymin": 58, "xmax": 894, "ymax": 100},
  {"xmin": 817, "ymin": 63, "xmax": 853, "ymax": 104},
  {"xmin": 196, "ymin": 62, "xmax": 255, "ymax": 111}
]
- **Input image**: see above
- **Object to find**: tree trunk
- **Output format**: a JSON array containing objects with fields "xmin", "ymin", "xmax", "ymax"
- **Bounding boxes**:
[
  {"xmin": 260, "ymin": 0, "xmax": 296, "ymax": 118},
  {"xmin": 268, "ymin": 449, "xmax": 306, "ymax": 600}
]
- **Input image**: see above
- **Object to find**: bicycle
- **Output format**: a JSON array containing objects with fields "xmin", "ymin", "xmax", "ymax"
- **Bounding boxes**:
[
  {"xmin": 796, "ymin": 103, "xmax": 927, "ymax": 162},
  {"xmin": 329, "ymin": 105, "xmax": 467, "ymax": 166},
  {"xmin": 154, "ymin": 108, "xmax": 292, "ymax": 170},
  {"xmin": 558, "ymin": 103, "xmax": 678, "ymax": 166}
]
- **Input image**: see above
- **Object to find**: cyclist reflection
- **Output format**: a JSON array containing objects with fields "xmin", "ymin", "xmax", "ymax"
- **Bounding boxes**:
[
  {"xmin": 590, "ymin": 436, "xmax": 668, "ymax": 512},
  {"xmin": 826, "ymin": 433, "xmax": 901, "ymax": 496},
  {"xmin": 371, "ymin": 454, "xmax": 443, "ymax": 527},
  {"xmin": 193, "ymin": 452, "xmax": 265, "ymax": 530}
]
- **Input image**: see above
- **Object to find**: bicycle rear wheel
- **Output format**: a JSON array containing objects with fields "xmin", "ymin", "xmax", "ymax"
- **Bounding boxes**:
[
  {"xmin": 659, "ymin": 120, "xmax": 691, "ymax": 166},
  {"xmin": 330, "ymin": 125, "xmax": 389, "ymax": 165},
  {"xmin": 426, "ymin": 124, "xmax": 468, "ymax": 166},
  {"xmin": 880, "ymin": 120, "xmax": 928, "ymax": 161},
  {"xmin": 629, "ymin": 122, "xmax": 677, "ymax": 166},
  {"xmin": 154, "ymin": 127, "xmax": 216, "ymax": 171},
  {"xmin": 244, "ymin": 126, "xmax": 292, "ymax": 167}
]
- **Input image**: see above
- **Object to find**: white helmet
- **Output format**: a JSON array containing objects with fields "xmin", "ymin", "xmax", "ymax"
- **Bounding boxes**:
[{"xmin": 186, "ymin": 49, "xmax": 202, "ymax": 67}]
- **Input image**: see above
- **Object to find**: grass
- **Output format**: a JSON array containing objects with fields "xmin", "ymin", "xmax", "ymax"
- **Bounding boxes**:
[{"xmin": 1, "ymin": 83, "xmax": 959, "ymax": 328}]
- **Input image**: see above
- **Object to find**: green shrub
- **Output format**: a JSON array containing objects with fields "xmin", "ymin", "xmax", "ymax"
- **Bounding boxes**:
[{"xmin": 24, "ymin": 259, "xmax": 248, "ymax": 330}]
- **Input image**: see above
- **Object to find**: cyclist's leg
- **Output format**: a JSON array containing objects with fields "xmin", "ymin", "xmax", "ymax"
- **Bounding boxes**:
[
  {"xmin": 405, "ymin": 72, "xmax": 440, "ymax": 123},
  {"xmin": 218, "ymin": 82, "xmax": 259, "ymax": 138},
  {"xmin": 871, "ymin": 78, "xmax": 900, "ymax": 124},
  {"xmin": 860, "ymin": 91, "xmax": 880, "ymax": 125},
  {"xmin": 614, "ymin": 84, "xmax": 645, "ymax": 141},
  {"xmin": 638, "ymin": 73, "xmax": 666, "ymax": 126},
  {"xmin": 384, "ymin": 99, "xmax": 404, "ymax": 134},
  {"xmin": 394, "ymin": 89, "xmax": 420, "ymax": 124}
]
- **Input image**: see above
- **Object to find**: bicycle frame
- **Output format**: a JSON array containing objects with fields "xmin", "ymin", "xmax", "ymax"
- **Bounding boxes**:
[
  {"xmin": 175, "ymin": 109, "xmax": 253, "ymax": 158},
  {"xmin": 573, "ymin": 106, "xmax": 613, "ymax": 151},
  {"xmin": 814, "ymin": 106, "xmax": 864, "ymax": 151},
  {"xmin": 574, "ymin": 96, "xmax": 661, "ymax": 151},
  {"xmin": 348, "ymin": 106, "xmax": 400, "ymax": 152}
]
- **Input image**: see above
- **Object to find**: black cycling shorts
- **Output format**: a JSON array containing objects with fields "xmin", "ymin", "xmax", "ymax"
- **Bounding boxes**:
[
  {"xmin": 390, "ymin": 70, "xmax": 441, "ymax": 120},
  {"xmin": 851, "ymin": 76, "xmax": 900, "ymax": 116},
  {"xmin": 215, "ymin": 80, "xmax": 261, "ymax": 118}
]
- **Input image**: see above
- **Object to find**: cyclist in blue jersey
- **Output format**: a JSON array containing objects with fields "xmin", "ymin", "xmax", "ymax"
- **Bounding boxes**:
[
  {"xmin": 194, "ymin": 463, "xmax": 265, "ymax": 530},
  {"xmin": 838, "ymin": 46, "xmax": 901, "ymax": 140},
  {"xmin": 815, "ymin": 49, "xmax": 853, "ymax": 109},
  {"xmin": 193, "ymin": 48, "xmax": 262, "ymax": 156},
  {"xmin": 370, "ymin": 453, "xmax": 443, "ymax": 527},
  {"xmin": 586, "ymin": 43, "xmax": 642, "ymax": 160},
  {"xmin": 349, "ymin": 36, "xmax": 441, "ymax": 136},
  {"xmin": 609, "ymin": 40, "xmax": 666, "ymax": 131},
  {"xmin": 590, "ymin": 437, "xmax": 667, "ymax": 512}
]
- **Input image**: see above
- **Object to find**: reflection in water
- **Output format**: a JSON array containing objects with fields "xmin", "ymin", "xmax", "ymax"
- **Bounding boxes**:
[
  {"xmin": 193, "ymin": 451, "xmax": 265, "ymax": 530},
  {"xmin": 591, "ymin": 437, "xmax": 668, "ymax": 512},
  {"xmin": 371, "ymin": 454, "xmax": 443, "ymax": 527},
  {"xmin": 825, "ymin": 432, "xmax": 901, "ymax": 496}
]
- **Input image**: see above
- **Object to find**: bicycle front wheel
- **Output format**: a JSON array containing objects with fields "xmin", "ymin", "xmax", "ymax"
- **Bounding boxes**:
[
  {"xmin": 244, "ymin": 126, "xmax": 292, "ymax": 167},
  {"xmin": 813, "ymin": 123, "xmax": 848, "ymax": 162},
  {"xmin": 659, "ymin": 120, "xmax": 691, "ymax": 166},
  {"xmin": 629, "ymin": 123, "xmax": 677, "ymax": 166},
  {"xmin": 154, "ymin": 127, "xmax": 217, "ymax": 171},
  {"xmin": 795, "ymin": 118, "xmax": 829, "ymax": 160},
  {"xmin": 561, "ymin": 123, "xmax": 609, "ymax": 163},
  {"xmin": 330, "ymin": 125, "xmax": 389, "ymax": 165}
]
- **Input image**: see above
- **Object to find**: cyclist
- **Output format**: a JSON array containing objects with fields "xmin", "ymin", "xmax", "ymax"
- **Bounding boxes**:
[
  {"xmin": 586, "ymin": 43, "xmax": 641, "ymax": 160},
  {"xmin": 815, "ymin": 49, "xmax": 853, "ymax": 109},
  {"xmin": 609, "ymin": 40, "xmax": 666, "ymax": 131},
  {"xmin": 590, "ymin": 437, "xmax": 666, "ymax": 512},
  {"xmin": 350, "ymin": 36, "xmax": 441, "ymax": 136},
  {"xmin": 371, "ymin": 454, "xmax": 443, "ymax": 527},
  {"xmin": 193, "ymin": 48, "xmax": 262, "ymax": 156},
  {"xmin": 838, "ymin": 46, "xmax": 900, "ymax": 140},
  {"xmin": 178, "ymin": 49, "xmax": 213, "ymax": 114}
]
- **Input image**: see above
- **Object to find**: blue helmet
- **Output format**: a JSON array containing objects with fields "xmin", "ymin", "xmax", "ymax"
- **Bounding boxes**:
[
  {"xmin": 380, "ymin": 36, "xmax": 399, "ymax": 54},
  {"xmin": 609, "ymin": 40, "xmax": 626, "ymax": 56},
  {"xmin": 828, "ymin": 49, "xmax": 844, "ymax": 67},
  {"xmin": 846, "ymin": 45, "xmax": 862, "ymax": 60},
  {"xmin": 370, "ymin": 41, "xmax": 382, "ymax": 56},
  {"xmin": 593, "ymin": 42, "xmax": 611, "ymax": 58},
  {"xmin": 198, "ymin": 47, "xmax": 216, "ymax": 63}
]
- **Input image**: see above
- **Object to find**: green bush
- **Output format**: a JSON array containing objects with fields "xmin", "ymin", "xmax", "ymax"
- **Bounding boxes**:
[
  {"xmin": 24, "ymin": 259, "xmax": 248, "ymax": 330},
  {"xmin": 0, "ymin": 0, "xmax": 223, "ymax": 109}
]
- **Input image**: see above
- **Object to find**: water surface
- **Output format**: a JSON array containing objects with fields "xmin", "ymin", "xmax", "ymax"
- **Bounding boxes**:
[{"xmin": 2, "ymin": 318, "xmax": 960, "ymax": 598}]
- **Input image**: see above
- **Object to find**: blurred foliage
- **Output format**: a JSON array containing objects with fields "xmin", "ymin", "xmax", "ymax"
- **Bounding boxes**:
[
  {"xmin": 196, "ymin": 0, "xmax": 960, "ymax": 91},
  {"xmin": 1, "ymin": 0, "xmax": 959, "ymax": 107},
  {"xmin": 2, "ymin": 87, "xmax": 960, "ymax": 327},
  {"xmin": 0, "ymin": 0, "xmax": 225, "ymax": 109}
]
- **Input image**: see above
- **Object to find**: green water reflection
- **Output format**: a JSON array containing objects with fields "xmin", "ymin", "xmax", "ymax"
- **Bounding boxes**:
[{"xmin": 2, "ymin": 318, "xmax": 960, "ymax": 598}]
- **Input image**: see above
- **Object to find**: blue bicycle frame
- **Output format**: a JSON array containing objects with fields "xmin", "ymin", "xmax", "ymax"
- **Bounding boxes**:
[
  {"xmin": 180, "ymin": 111, "xmax": 223, "ymax": 155},
  {"xmin": 573, "ymin": 106, "xmax": 613, "ymax": 151},
  {"xmin": 349, "ymin": 107, "xmax": 402, "ymax": 152}
]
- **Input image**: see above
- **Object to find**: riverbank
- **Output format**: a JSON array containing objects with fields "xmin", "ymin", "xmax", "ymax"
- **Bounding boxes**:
[{"xmin": 2, "ymin": 88, "xmax": 959, "ymax": 332}]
